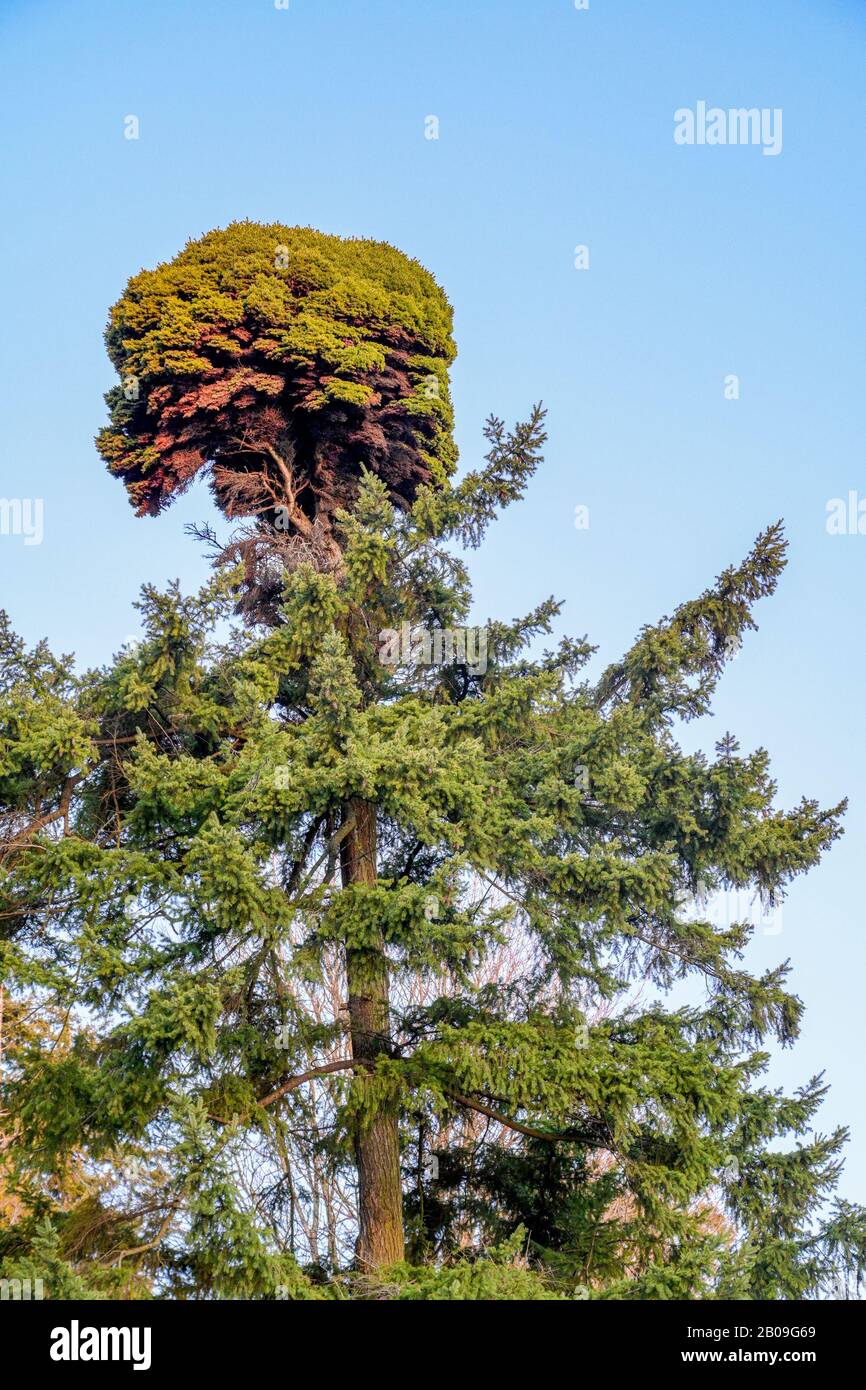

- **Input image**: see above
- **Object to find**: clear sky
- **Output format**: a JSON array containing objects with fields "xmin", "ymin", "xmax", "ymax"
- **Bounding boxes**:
[{"xmin": 1, "ymin": 0, "xmax": 864, "ymax": 1200}]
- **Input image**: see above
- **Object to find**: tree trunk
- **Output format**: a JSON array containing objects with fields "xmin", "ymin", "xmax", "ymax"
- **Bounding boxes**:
[{"xmin": 339, "ymin": 796, "xmax": 404, "ymax": 1268}]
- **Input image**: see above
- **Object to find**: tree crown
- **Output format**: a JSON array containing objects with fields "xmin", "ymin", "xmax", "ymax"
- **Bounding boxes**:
[{"xmin": 96, "ymin": 222, "xmax": 457, "ymax": 530}]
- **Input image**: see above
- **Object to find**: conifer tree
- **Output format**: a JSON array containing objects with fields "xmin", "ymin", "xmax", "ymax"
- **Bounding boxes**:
[
  {"xmin": 2, "ymin": 224, "xmax": 865, "ymax": 1295},
  {"xmin": 95, "ymin": 222, "xmax": 459, "ymax": 1264}
]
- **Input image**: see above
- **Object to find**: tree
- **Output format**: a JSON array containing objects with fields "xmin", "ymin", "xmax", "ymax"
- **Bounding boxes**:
[
  {"xmin": 94, "ymin": 224, "xmax": 457, "ymax": 1264},
  {"xmin": 2, "ymin": 224, "xmax": 864, "ymax": 1294}
]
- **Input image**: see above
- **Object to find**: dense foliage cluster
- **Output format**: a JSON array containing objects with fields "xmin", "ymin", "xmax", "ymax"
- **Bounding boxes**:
[{"xmin": 96, "ymin": 223, "xmax": 457, "ymax": 542}]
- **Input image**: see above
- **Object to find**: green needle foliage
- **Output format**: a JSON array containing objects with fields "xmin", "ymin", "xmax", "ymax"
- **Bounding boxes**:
[
  {"xmin": 2, "ymin": 418, "xmax": 864, "ymax": 1297},
  {"xmin": 3, "ymin": 219, "xmax": 865, "ymax": 1296}
]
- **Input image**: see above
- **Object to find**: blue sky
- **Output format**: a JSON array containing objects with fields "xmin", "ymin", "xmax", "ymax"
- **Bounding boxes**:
[{"xmin": 1, "ymin": 0, "xmax": 864, "ymax": 1200}]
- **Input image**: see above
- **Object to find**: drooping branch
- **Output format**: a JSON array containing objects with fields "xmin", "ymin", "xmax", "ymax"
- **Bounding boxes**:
[
  {"xmin": 440, "ymin": 1088, "xmax": 613, "ymax": 1147},
  {"xmin": 442, "ymin": 1089, "xmax": 566, "ymax": 1142}
]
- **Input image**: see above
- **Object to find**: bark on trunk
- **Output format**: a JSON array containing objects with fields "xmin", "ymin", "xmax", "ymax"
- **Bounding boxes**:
[{"xmin": 339, "ymin": 796, "xmax": 404, "ymax": 1268}]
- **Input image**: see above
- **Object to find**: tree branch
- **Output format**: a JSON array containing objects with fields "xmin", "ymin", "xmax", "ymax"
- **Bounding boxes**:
[
  {"xmin": 443, "ymin": 1088, "xmax": 573, "ymax": 1143},
  {"xmin": 257, "ymin": 1057, "xmax": 373, "ymax": 1110}
]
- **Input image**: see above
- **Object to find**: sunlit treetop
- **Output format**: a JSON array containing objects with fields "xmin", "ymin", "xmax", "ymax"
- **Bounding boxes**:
[{"xmin": 96, "ymin": 221, "xmax": 457, "ymax": 539}]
